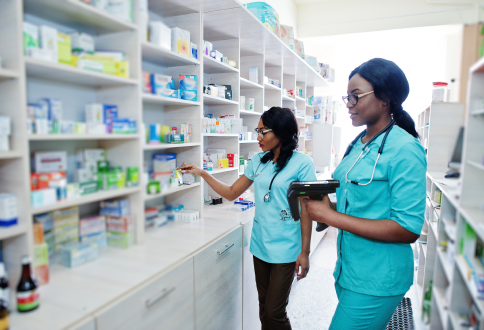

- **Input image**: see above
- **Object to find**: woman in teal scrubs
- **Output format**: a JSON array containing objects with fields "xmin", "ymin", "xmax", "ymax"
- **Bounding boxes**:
[
  {"xmin": 180, "ymin": 107, "xmax": 317, "ymax": 329},
  {"xmin": 304, "ymin": 58, "xmax": 426, "ymax": 329}
]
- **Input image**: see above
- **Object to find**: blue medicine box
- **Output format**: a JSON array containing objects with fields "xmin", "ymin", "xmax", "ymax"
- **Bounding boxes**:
[
  {"xmin": 179, "ymin": 75, "xmax": 197, "ymax": 102},
  {"xmin": 151, "ymin": 74, "xmax": 175, "ymax": 95},
  {"xmin": 100, "ymin": 198, "xmax": 130, "ymax": 217}
]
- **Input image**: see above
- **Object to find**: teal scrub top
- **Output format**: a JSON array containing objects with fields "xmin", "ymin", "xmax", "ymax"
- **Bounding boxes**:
[
  {"xmin": 333, "ymin": 125, "xmax": 426, "ymax": 297},
  {"xmin": 245, "ymin": 151, "xmax": 317, "ymax": 264}
]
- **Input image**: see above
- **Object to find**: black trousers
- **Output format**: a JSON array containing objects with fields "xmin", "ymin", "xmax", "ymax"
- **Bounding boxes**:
[{"xmin": 253, "ymin": 256, "xmax": 296, "ymax": 330}]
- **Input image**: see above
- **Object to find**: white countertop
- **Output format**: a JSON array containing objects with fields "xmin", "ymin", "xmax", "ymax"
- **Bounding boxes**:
[{"xmin": 10, "ymin": 218, "xmax": 239, "ymax": 330}]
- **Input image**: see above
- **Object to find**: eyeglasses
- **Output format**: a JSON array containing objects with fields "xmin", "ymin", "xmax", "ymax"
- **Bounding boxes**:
[
  {"xmin": 342, "ymin": 91, "xmax": 374, "ymax": 106},
  {"xmin": 254, "ymin": 128, "xmax": 273, "ymax": 138}
]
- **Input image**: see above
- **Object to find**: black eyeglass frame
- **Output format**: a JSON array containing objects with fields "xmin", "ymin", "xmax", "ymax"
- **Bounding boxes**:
[{"xmin": 342, "ymin": 90, "xmax": 374, "ymax": 106}]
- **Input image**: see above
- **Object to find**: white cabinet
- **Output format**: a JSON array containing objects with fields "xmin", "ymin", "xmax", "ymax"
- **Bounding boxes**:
[
  {"xmin": 95, "ymin": 258, "xmax": 195, "ymax": 330},
  {"xmin": 194, "ymin": 226, "xmax": 243, "ymax": 330},
  {"xmin": 242, "ymin": 219, "xmax": 260, "ymax": 330}
]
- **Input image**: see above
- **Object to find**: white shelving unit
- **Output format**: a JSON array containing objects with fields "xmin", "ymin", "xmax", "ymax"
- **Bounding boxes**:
[
  {"xmin": 0, "ymin": 0, "xmax": 333, "ymax": 328},
  {"xmin": 415, "ymin": 60, "xmax": 484, "ymax": 329}
]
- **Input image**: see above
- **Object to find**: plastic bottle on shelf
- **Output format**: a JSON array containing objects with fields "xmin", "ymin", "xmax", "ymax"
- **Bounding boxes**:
[
  {"xmin": 16, "ymin": 256, "xmax": 39, "ymax": 313},
  {"xmin": 0, "ymin": 263, "xmax": 9, "ymax": 309}
]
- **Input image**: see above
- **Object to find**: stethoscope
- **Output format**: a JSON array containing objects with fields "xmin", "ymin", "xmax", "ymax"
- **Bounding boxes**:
[
  {"xmin": 250, "ymin": 155, "xmax": 290, "ymax": 202},
  {"xmin": 343, "ymin": 119, "xmax": 395, "ymax": 186}
]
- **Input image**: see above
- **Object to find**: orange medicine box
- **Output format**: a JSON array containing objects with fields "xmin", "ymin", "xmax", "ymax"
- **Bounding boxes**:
[{"xmin": 31, "ymin": 172, "xmax": 66, "ymax": 191}]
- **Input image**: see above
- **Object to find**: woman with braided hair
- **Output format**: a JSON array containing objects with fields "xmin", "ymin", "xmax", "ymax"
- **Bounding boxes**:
[{"xmin": 304, "ymin": 58, "xmax": 426, "ymax": 329}]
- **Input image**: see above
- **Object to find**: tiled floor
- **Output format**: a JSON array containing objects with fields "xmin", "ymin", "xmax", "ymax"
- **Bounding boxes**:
[{"xmin": 287, "ymin": 227, "xmax": 421, "ymax": 330}]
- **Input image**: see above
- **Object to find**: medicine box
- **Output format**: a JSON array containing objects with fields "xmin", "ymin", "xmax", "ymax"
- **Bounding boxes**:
[
  {"xmin": 249, "ymin": 67, "xmax": 259, "ymax": 84},
  {"xmin": 85, "ymin": 104, "xmax": 118, "ymax": 127},
  {"xmin": 153, "ymin": 153, "xmax": 176, "ymax": 173},
  {"xmin": 79, "ymin": 181, "xmax": 98, "ymax": 196},
  {"xmin": 100, "ymin": 198, "xmax": 130, "ymax": 217},
  {"xmin": 148, "ymin": 124, "xmax": 160, "ymax": 144},
  {"xmin": 105, "ymin": 0, "xmax": 133, "ymax": 23},
  {"xmin": 171, "ymin": 27, "xmax": 190, "ymax": 57},
  {"xmin": 112, "ymin": 118, "xmax": 136, "ymax": 134},
  {"xmin": 0, "ymin": 116, "xmax": 11, "ymax": 136},
  {"xmin": 157, "ymin": 89, "xmax": 179, "ymax": 99},
  {"xmin": 39, "ymin": 98, "xmax": 63, "ymax": 121},
  {"xmin": 149, "ymin": 21, "xmax": 171, "ymax": 50},
  {"xmin": 204, "ymin": 40, "xmax": 213, "ymax": 55},
  {"xmin": 34, "ymin": 151, "xmax": 68, "ymax": 173},
  {"xmin": 87, "ymin": 122, "xmax": 107, "ymax": 134},
  {"xmin": 53, "ymin": 206, "xmax": 79, "ymax": 228},
  {"xmin": 151, "ymin": 74, "xmax": 175, "ymax": 94},
  {"xmin": 179, "ymin": 75, "xmax": 197, "ymax": 101},
  {"xmin": 142, "ymin": 71, "xmax": 151, "ymax": 94},
  {"xmin": 39, "ymin": 25, "xmax": 58, "ymax": 63},
  {"xmin": 106, "ymin": 216, "xmax": 134, "ymax": 233},
  {"xmin": 77, "ymin": 148, "xmax": 106, "ymax": 163},
  {"xmin": 79, "ymin": 215, "xmax": 106, "ymax": 236},
  {"xmin": 31, "ymin": 189, "xmax": 57, "ymax": 208},
  {"xmin": 31, "ymin": 171, "xmax": 66, "ymax": 191},
  {"xmin": 23, "ymin": 22, "xmax": 39, "ymax": 55},
  {"xmin": 60, "ymin": 242, "xmax": 98, "ymax": 268},
  {"xmin": 191, "ymin": 42, "xmax": 197, "ymax": 59},
  {"xmin": 0, "ymin": 194, "xmax": 17, "ymax": 226},
  {"xmin": 107, "ymin": 231, "xmax": 135, "ymax": 248},
  {"xmin": 80, "ymin": 231, "xmax": 107, "ymax": 248},
  {"xmin": 70, "ymin": 31, "xmax": 95, "ymax": 53},
  {"xmin": 57, "ymin": 32, "xmax": 72, "ymax": 64},
  {"xmin": 34, "ymin": 212, "xmax": 54, "ymax": 232}
]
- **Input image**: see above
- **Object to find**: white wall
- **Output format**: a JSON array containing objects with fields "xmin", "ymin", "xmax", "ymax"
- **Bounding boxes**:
[
  {"xmin": 242, "ymin": 0, "xmax": 299, "ymax": 37},
  {"xmin": 296, "ymin": 0, "xmax": 477, "ymax": 38}
]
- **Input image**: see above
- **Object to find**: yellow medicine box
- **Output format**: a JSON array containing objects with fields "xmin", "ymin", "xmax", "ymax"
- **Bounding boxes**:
[
  {"xmin": 57, "ymin": 32, "xmax": 72, "ymax": 65},
  {"xmin": 217, "ymin": 159, "xmax": 229, "ymax": 169}
]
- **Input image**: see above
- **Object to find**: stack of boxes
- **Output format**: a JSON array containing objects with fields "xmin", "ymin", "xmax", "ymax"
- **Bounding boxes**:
[
  {"xmin": 23, "ymin": 22, "xmax": 129, "ymax": 78},
  {"xmin": 52, "ymin": 207, "xmax": 80, "ymax": 264},
  {"xmin": 143, "ymin": 73, "xmax": 198, "ymax": 102},
  {"xmin": 101, "ymin": 199, "xmax": 135, "ymax": 248},
  {"xmin": 202, "ymin": 115, "xmax": 243, "ymax": 134},
  {"xmin": 203, "ymin": 40, "xmax": 236, "ymax": 67},
  {"xmin": 148, "ymin": 22, "xmax": 197, "ymax": 59},
  {"xmin": 79, "ymin": 215, "xmax": 107, "ymax": 247},
  {"xmin": 31, "ymin": 151, "xmax": 68, "ymax": 208},
  {"xmin": 89, "ymin": 0, "xmax": 134, "ymax": 23},
  {"xmin": 146, "ymin": 123, "xmax": 192, "ymax": 144},
  {"xmin": 0, "ymin": 116, "xmax": 11, "ymax": 151},
  {"xmin": 33, "ymin": 222, "xmax": 49, "ymax": 285},
  {"xmin": 0, "ymin": 194, "xmax": 18, "ymax": 227},
  {"xmin": 203, "ymin": 149, "xmax": 238, "ymax": 171}
]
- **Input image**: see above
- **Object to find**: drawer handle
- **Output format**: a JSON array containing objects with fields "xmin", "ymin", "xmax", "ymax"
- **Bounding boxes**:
[
  {"xmin": 217, "ymin": 243, "xmax": 234, "ymax": 255},
  {"xmin": 146, "ymin": 286, "xmax": 176, "ymax": 308}
]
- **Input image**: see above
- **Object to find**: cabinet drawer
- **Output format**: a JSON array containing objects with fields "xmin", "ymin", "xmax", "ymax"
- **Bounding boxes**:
[
  {"xmin": 243, "ymin": 220, "xmax": 260, "ymax": 330},
  {"xmin": 95, "ymin": 258, "xmax": 194, "ymax": 330},
  {"xmin": 194, "ymin": 226, "xmax": 243, "ymax": 330}
]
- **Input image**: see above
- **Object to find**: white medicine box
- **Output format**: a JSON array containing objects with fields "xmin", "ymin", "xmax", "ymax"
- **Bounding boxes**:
[
  {"xmin": 0, "ymin": 194, "xmax": 17, "ymax": 220},
  {"xmin": 34, "ymin": 151, "xmax": 68, "ymax": 173},
  {"xmin": 149, "ymin": 21, "xmax": 171, "ymax": 50},
  {"xmin": 0, "ymin": 116, "xmax": 11, "ymax": 136},
  {"xmin": 0, "ymin": 136, "xmax": 10, "ymax": 152},
  {"xmin": 249, "ymin": 67, "xmax": 259, "ymax": 84}
]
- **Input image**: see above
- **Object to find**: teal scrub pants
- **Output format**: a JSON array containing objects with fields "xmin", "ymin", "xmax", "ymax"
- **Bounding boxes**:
[{"xmin": 329, "ymin": 282, "xmax": 405, "ymax": 330}]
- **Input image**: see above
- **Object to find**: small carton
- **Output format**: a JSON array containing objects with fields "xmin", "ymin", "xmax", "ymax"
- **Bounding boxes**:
[
  {"xmin": 179, "ymin": 75, "xmax": 197, "ymax": 101},
  {"xmin": 69, "ymin": 31, "xmax": 95, "ymax": 53},
  {"xmin": 171, "ymin": 27, "xmax": 190, "ymax": 57},
  {"xmin": 57, "ymin": 32, "xmax": 72, "ymax": 64},
  {"xmin": 34, "ymin": 151, "xmax": 68, "ymax": 173},
  {"xmin": 149, "ymin": 21, "xmax": 171, "ymax": 50},
  {"xmin": 39, "ymin": 25, "xmax": 58, "ymax": 62},
  {"xmin": 100, "ymin": 198, "xmax": 130, "ymax": 217},
  {"xmin": 151, "ymin": 74, "xmax": 175, "ymax": 94},
  {"xmin": 23, "ymin": 22, "xmax": 39, "ymax": 55}
]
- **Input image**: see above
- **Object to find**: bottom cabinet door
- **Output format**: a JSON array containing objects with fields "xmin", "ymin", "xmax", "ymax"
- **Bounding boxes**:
[
  {"xmin": 243, "ymin": 219, "xmax": 261, "ymax": 330},
  {"xmin": 95, "ymin": 258, "xmax": 194, "ymax": 330},
  {"xmin": 194, "ymin": 226, "xmax": 243, "ymax": 330}
]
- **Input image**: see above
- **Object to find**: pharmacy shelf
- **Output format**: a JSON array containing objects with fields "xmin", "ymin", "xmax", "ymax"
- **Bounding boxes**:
[
  {"xmin": 239, "ymin": 140, "xmax": 258, "ymax": 144},
  {"xmin": 0, "ymin": 150, "xmax": 23, "ymax": 160},
  {"xmin": 422, "ymin": 243, "xmax": 427, "ymax": 258},
  {"xmin": 467, "ymin": 159, "xmax": 484, "ymax": 171},
  {"xmin": 433, "ymin": 286, "xmax": 448, "ymax": 327},
  {"xmin": 203, "ymin": 94, "xmax": 239, "ymax": 106},
  {"xmin": 239, "ymin": 110, "xmax": 262, "ymax": 116},
  {"xmin": 305, "ymin": 138, "xmax": 313, "ymax": 141},
  {"xmin": 264, "ymin": 82, "xmax": 281, "ymax": 91},
  {"xmin": 141, "ymin": 42, "xmax": 200, "ymax": 67},
  {"xmin": 240, "ymin": 77, "xmax": 263, "ymax": 89},
  {"xmin": 449, "ymin": 312, "xmax": 464, "ymax": 330},
  {"xmin": 142, "ymin": 93, "xmax": 201, "ymax": 107},
  {"xmin": 202, "ymin": 133, "xmax": 239, "ymax": 137},
  {"xmin": 143, "ymin": 142, "xmax": 201, "ymax": 150},
  {"xmin": 296, "ymin": 115, "xmax": 305, "ymax": 120},
  {"xmin": 25, "ymin": 57, "xmax": 139, "ymax": 87},
  {"xmin": 306, "ymin": 104, "xmax": 314, "ymax": 108},
  {"xmin": 295, "ymin": 95, "xmax": 305, "ymax": 101},
  {"xmin": 23, "ymin": 0, "xmax": 138, "ymax": 34},
  {"xmin": 203, "ymin": 55, "xmax": 239, "ymax": 74},
  {"xmin": 460, "ymin": 206, "xmax": 484, "ymax": 239},
  {"xmin": 31, "ymin": 187, "xmax": 140, "ymax": 215},
  {"xmin": 0, "ymin": 224, "xmax": 27, "ymax": 241},
  {"xmin": 28, "ymin": 134, "xmax": 140, "ymax": 141},
  {"xmin": 0, "ymin": 68, "xmax": 17, "ymax": 82},
  {"xmin": 144, "ymin": 182, "xmax": 200, "ymax": 201},
  {"xmin": 437, "ymin": 248, "xmax": 452, "ymax": 280},
  {"xmin": 282, "ymin": 95, "xmax": 295, "ymax": 102},
  {"xmin": 455, "ymin": 256, "xmax": 484, "ymax": 312},
  {"xmin": 210, "ymin": 167, "xmax": 239, "ymax": 175},
  {"xmin": 471, "ymin": 109, "xmax": 484, "ymax": 116}
]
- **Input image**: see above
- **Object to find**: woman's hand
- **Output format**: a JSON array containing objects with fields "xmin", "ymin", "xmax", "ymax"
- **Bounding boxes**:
[
  {"xmin": 178, "ymin": 162, "xmax": 204, "ymax": 177},
  {"xmin": 302, "ymin": 194, "xmax": 337, "ymax": 226},
  {"xmin": 295, "ymin": 252, "xmax": 309, "ymax": 281}
]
